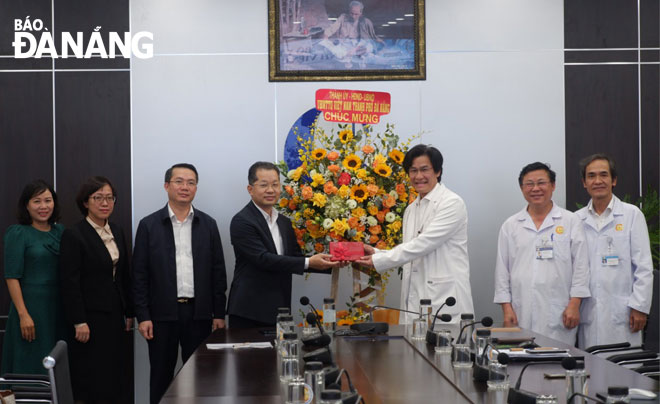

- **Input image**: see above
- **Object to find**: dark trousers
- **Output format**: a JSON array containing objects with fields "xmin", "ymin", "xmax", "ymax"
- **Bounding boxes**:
[
  {"xmin": 147, "ymin": 302, "xmax": 211, "ymax": 404},
  {"xmin": 229, "ymin": 314, "xmax": 273, "ymax": 329}
]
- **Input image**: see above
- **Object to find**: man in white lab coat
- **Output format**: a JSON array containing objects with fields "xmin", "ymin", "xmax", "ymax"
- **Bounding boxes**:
[
  {"xmin": 576, "ymin": 154, "xmax": 653, "ymax": 349},
  {"xmin": 356, "ymin": 145, "xmax": 474, "ymax": 324},
  {"xmin": 494, "ymin": 162, "xmax": 590, "ymax": 344}
]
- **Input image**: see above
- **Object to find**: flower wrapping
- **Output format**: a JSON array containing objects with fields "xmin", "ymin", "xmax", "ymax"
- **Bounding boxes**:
[{"xmin": 329, "ymin": 242, "xmax": 364, "ymax": 261}]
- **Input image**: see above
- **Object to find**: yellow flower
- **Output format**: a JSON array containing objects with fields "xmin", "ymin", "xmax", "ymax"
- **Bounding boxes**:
[
  {"xmin": 312, "ymin": 193, "xmax": 327, "ymax": 207},
  {"xmin": 373, "ymin": 154, "xmax": 387, "ymax": 167},
  {"xmin": 332, "ymin": 218, "xmax": 350, "ymax": 236},
  {"xmin": 311, "ymin": 173, "xmax": 326, "ymax": 187},
  {"xmin": 388, "ymin": 149, "xmax": 404, "ymax": 164},
  {"xmin": 367, "ymin": 205, "xmax": 378, "ymax": 215},
  {"xmin": 342, "ymin": 154, "xmax": 362, "ymax": 171},
  {"xmin": 350, "ymin": 184, "xmax": 369, "ymax": 202},
  {"xmin": 339, "ymin": 129, "xmax": 353, "ymax": 144},
  {"xmin": 338, "ymin": 185, "xmax": 351, "ymax": 198},
  {"xmin": 356, "ymin": 168, "xmax": 368, "ymax": 180},
  {"xmin": 352, "ymin": 231, "xmax": 364, "ymax": 241},
  {"xmin": 352, "ymin": 207, "xmax": 366, "ymax": 218},
  {"xmin": 388, "ymin": 220, "xmax": 402, "ymax": 233},
  {"xmin": 292, "ymin": 163, "xmax": 307, "ymax": 181},
  {"xmin": 303, "ymin": 208, "xmax": 315, "ymax": 218},
  {"xmin": 311, "ymin": 148, "xmax": 327, "ymax": 160},
  {"xmin": 279, "ymin": 198, "xmax": 289, "ymax": 208},
  {"xmin": 374, "ymin": 164, "xmax": 392, "ymax": 177}
]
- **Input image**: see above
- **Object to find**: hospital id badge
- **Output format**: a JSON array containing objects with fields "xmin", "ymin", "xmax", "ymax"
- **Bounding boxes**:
[
  {"xmin": 602, "ymin": 255, "xmax": 619, "ymax": 266},
  {"xmin": 536, "ymin": 246, "xmax": 553, "ymax": 260}
]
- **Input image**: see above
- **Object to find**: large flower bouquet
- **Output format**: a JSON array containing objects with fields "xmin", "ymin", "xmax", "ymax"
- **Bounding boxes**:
[{"xmin": 276, "ymin": 121, "xmax": 418, "ymax": 287}]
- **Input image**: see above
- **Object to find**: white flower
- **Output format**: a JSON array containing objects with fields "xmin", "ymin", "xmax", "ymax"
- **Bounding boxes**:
[
  {"xmin": 385, "ymin": 212, "xmax": 396, "ymax": 223},
  {"xmin": 366, "ymin": 216, "xmax": 378, "ymax": 226},
  {"xmin": 346, "ymin": 199, "xmax": 357, "ymax": 209},
  {"xmin": 309, "ymin": 169, "xmax": 318, "ymax": 177},
  {"xmin": 322, "ymin": 218, "xmax": 334, "ymax": 229},
  {"xmin": 389, "ymin": 190, "xmax": 398, "ymax": 199},
  {"xmin": 287, "ymin": 169, "xmax": 296, "ymax": 179}
]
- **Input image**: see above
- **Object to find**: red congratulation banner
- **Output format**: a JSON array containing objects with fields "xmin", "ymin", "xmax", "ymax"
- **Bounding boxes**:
[{"xmin": 315, "ymin": 89, "xmax": 391, "ymax": 124}]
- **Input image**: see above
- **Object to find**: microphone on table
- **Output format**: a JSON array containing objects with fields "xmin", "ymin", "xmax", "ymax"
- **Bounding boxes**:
[
  {"xmin": 499, "ymin": 353, "xmax": 564, "ymax": 404},
  {"xmin": 302, "ymin": 312, "xmax": 331, "ymax": 347},
  {"xmin": 326, "ymin": 368, "xmax": 361, "ymax": 404},
  {"xmin": 455, "ymin": 316, "xmax": 493, "ymax": 348},
  {"xmin": 473, "ymin": 342, "xmax": 502, "ymax": 382},
  {"xmin": 425, "ymin": 296, "xmax": 456, "ymax": 345}
]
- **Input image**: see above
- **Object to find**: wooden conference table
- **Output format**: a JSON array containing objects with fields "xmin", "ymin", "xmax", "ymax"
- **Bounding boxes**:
[{"xmin": 161, "ymin": 325, "xmax": 658, "ymax": 403}]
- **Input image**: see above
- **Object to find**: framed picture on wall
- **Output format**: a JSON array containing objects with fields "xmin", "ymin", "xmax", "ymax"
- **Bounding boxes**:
[{"xmin": 268, "ymin": 0, "xmax": 426, "ymax": 81}]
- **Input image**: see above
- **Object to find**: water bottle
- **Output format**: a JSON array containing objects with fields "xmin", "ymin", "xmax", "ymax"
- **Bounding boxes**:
[
  {"xmin": 419, "ymin": 298, "xmax": 432, "ymax": 327},
  {"xmin": 458, "ymin": 313, "xmax": 474, "ymax": 346},
  {"xmin": 280, "ymin": 332, "xmax": 300, "ymax": 382},
  {"xmin": 278, "ymin": 314, "xmax": 295, "ymax": 346},
  {"xmin": 566, "ymin": 360, "xmax": 588, "ymax": 404},
  {"xmin": 304, "ymin": 361, "xmax": 325, "ymax": 404},
  {"xmin": 323, "ymin": 298, "xmax": 336, "ymax": 333},
  {"xmin": 475, "ymin": 329, "xmax": 491, "ymax": 366},
  {"xmin": 276, "ymin": 307, "xmax": 291, "ymax": 345},
  {"xmin": 606, "ymin": 386, "xmax": 630, "ymax": 403}
]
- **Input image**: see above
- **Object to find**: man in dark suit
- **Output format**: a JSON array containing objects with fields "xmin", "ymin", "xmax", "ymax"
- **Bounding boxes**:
[
  {"xmin": 227, "ymin": 161, "xmax": 338, "ymax": 328},
  {"xmin": 132, "ymin": 163, "xmax": 227, "ymax": 404}
]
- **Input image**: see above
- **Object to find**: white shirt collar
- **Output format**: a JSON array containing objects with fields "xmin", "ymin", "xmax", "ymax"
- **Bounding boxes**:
[
  {"xmin": 86, "ymin": 216, "xmax": 111, "ymax": 233},
  {"xmin": 168, "ymin": 203, "xmax": 194, "ymax": 222},
  {"xmin": 587, "ymin": 196, "xmax": 614, "ymax": 217},
  {"xmin": 252, "ymin": 201, "xmax": 278, "ymax": 224}
]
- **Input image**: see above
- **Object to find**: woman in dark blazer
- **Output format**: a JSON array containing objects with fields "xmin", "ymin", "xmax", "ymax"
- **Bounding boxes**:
[{"xmin": 59, "ymin": 177, "xmax": 133, "ymax": 403}]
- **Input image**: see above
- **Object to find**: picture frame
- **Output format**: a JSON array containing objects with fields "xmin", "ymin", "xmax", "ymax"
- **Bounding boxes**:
[{"xmin": 268, "ymin": 0, "xmax": 426, "ymax": 82}]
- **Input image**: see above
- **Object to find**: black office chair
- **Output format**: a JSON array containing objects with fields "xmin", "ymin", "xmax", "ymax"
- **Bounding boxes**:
[
  {"xmin": 0, "ymin": 373, "xmax": 52, "ymax": 403},
  {"xmin": 42, "ymin": 340, "xmax": 73, "ymax": 404}
]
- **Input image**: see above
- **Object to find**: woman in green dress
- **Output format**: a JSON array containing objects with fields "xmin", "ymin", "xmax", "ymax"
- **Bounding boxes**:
[{"xmin": 2, "ymin": 180, "xmax": 64, "ymax": 374}]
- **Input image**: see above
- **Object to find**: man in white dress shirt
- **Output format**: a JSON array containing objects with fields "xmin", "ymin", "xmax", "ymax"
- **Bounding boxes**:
[
  {"xmin": 576, "ymin": 154, "xmax": 653, "ymax": 349},
  {"xmin": 133, "ymin": 163, "xmax": 227, "ymax": 404},
  {"xmin": 357, "ymin": 145, "xmax": 475, "ymax": 324}
]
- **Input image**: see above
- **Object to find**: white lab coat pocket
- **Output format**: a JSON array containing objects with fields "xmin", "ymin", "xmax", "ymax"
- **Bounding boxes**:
[
  {"xmin": 547, "ymin": 301, "xmax": 566, "ymax": 331},
  {"xmin": 427, "ymin": 275, "xmax": 457, "ymax": 309},
  {"xmin": 610, "ymin": 296, "xmax": 630, "ymax": 326}
]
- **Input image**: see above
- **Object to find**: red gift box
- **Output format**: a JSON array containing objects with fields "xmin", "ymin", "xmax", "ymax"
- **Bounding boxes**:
[{"xmin": 329, "ymin": 242, "xmax": 364, "ymax": 261}]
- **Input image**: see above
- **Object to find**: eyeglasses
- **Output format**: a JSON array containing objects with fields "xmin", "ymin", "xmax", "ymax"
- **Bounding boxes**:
[
  {"xmin": 408, "ymin": 166, "xmax": 433, "ymax": 175},
  {"xmin": 170, "ymin": 179, "xmax": 197, "ymax": 187},
  {"xmin": 522, "ymin": 180, "xmax": 550, "ymax": 189},
  {"xmin": 254, "ymin": 182, "xmax": 280, "ymax": 191},
  {"xmin": 90, "ymin": 195, "xmax": 116, "ymax": 204}
]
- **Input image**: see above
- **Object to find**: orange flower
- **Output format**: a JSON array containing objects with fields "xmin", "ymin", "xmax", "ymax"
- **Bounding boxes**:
[
  {"xmin": 369, "ymin": 235, "xmax": 380, "ymax": 244},
  {"xmin": 311, "ymin": 148, "xmax": 327, "ymax": 160},
  {"xmin": 314, "ymin": 243, "xmax": 325, "ymax": 253},
  {"xmin": 347, "ymin": 217, "xmax": 360, "ymax": 229},
  {"xmin": 350, "ymin": 184, "xmax": 369, "ymax": 202},
  {"xmin": 327, "ymin": 164, "xmax": 341, "ymax": 174},
  {"xmin": 301, "ymin": 186, "xmax": 313, "ymax": 200},
  {"xmin": 388, "ymin": 149, "xmax": 404, "ymax": 164},
  {"xmin": 362, "ymin": 144, "xmax": 375, "ymax": 154},
  {"xmin": 285, "ymin": 185, "xmax": 295, "ymax": 196},
  {"xmin": 366, "ymin": 184, "xmax": 380, "ymax": 197},
  {"xmin": 395, "ymin": 183, "xmax": 406, "ymax": 195},
  {"xmin": 369, "ymin": 225, "xmax": 382, "ymax": 235},
  {"xmin": 288, "ymin": 200, "xmax": 297, "ymax": 210},
  {"xmin": 308, "ymin": 223, "xmax": 326, "ymax": 239},
  {"xmin": 279, "ymin": 198, "xmax": 289, "ymax": 208},
  {"xmin": 327, "ymin": 151, "xmax": 340, "ymax": 161},
  {"xmin": 382, "ymin": 194, "xmax": 396, "ymax": 208},
  {"xmin": 376, "ymin": 211, "xmax": 386, "ymax": 223},
  {"xmin": 376, "ymin": 240, "xmax": 387, "ymax": 249},
  {"xmin": 367, "ymin": 205, "xmax": 378, "ymax": 215},
  {"xmin": 323, "ymin": 181, "xmax": 338, "ymax": 195}
]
